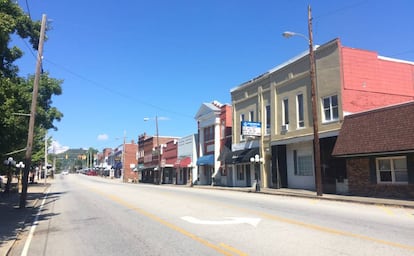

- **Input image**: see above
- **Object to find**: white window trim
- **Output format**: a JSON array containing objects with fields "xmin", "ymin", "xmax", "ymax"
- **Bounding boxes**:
[
  {"xmin": 265, "ymin": 105, "xmax": 271, "ymax": 135},
  {"xmin": 322, "ymin": 95, "xmax": 339, "ymax": 123},
  {"xmin": 282, "ymin": 98, "xmax": 289, "ymax": 125},
  {"xmin": 376, "ymin": 156, "xmax": 408, "ymax": 184},
  {"xmin": 296, "ymin": 93, "xmax": 305, "ymax": 129}
]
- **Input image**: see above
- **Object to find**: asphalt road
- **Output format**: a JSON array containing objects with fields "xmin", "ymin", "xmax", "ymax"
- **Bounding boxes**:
[{"xmin": 8, "ymin": 174, "xmax": 414, "ymax": 256}]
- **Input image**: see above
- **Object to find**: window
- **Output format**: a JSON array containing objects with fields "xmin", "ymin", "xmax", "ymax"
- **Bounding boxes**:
[
  {"xmin": 294, "ymin": 150, "xmax": 313, "ymax": 176},
  {"xmin": 323, "ymin": 95, "xmax": 339, "ymax": 122},
  {"xmin": 297, "ymin": 94, "xmax": 304, "ymax": 128},
  {"xmin": 282, "ymin": 98, "xmax": 289, "ymax": 125},
  {"xmin": 240, "ymin": 114, "xmax": 245, "ymax": 141},
  {"xmin": 265, "ymin": 105, "xmax": 271, "ymax": 135},
  {"xmin": 204, "ymin": 126, "xmax": 214, "ymax": 141},
  {"xmin": 249, "ymin": 111, "xmax": 254, "ymax": 122},
  {"xmin": 221, "ymin": 120, "xmax": 225, "ymax": 139},
  {"xmin": 376, "ymin": 156, "xmax": 408, "ymax": 183},
  {"xmin": 237, "ymin": 165, "xmax": 244, "ymax": 180}
]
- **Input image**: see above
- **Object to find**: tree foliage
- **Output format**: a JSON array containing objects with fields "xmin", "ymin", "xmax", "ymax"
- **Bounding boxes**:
[{"xmin": 0, "ymin": 1, "xmax": 63, "ymax": 171}]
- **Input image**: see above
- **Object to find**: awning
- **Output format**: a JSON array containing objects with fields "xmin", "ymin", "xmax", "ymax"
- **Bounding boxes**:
[
  {"xmin": 174, "ymin": 157, "xmax": 192, "ymax": 168},
  {"xmin": 139, "ymin": 166, "xmax": 156, "ymax": 172},
  {"xmin": 223, "ymin": 148, "xmax": 259, "ymax": 164},
  {"xmin": 196, "ymin": 154, "xmax": 215, "ymax": 166}
]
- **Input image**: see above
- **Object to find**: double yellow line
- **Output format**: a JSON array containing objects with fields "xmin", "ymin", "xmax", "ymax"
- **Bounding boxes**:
[
  {"xmin": 90, "ymin": 186, "xmax": 414, "ymax": 254},
  {"xmin": 91, "ymin": 187, "xmax": 248, "ymax": 256}
]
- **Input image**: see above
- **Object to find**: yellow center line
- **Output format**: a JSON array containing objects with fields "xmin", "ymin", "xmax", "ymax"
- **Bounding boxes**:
[
  {"xmin": 89, "ymin": 187, "xmax": 242, "ymax": 256},
  {"xmin": 219, "ymin": 243, "xmax": 249, "ymax": 256},
  {"xmin": 88, "ymin": 184, "xmax": 414, "ymax": 253},
  {"xmin": 239, "ymin": 208, "xmax": 414, "ymax": 252}
]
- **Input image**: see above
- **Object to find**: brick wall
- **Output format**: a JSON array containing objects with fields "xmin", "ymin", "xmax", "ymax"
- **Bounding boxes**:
[
  {"xmin": 123, "ymin": 143, "xmax": 138, "ymax": 182},
  {"xmin": 347, "ymin": 158, "xmax": 414, "ymax": 199}
]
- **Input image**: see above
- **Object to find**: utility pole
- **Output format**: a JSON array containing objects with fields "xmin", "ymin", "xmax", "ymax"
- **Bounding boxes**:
[
  {"xmin": 20, "ymin": 14, "xmax": 47, "ymax": 208},
  {"xmin": 156, "ymin": 116, "xmax": 162, "ymax": 185},
  {"xmin": 122, "ymin": 130, "xmax": 126, "ymax": 182},
  {"xmin": 44, "ymin": 133, "xmax": 48, "ymax": 185},
  {"xmin": 308, "ymin": 5, "xmax": 323, "ymax": 196}
]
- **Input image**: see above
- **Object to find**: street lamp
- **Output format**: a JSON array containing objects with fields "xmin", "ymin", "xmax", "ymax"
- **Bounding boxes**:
[
  {"xmin": 16, "ymin": 161, "xmax": 25, "ymax": 193},
  {"xmin": 282, "ymin": 5, "xmax": 323, "ymax": 196},
  {"xmin": 3, "ymin": 157, "xmax": 16, "ymax": 193},
  {"xmin": 250, "ymin": 154, "xmax": 263, "ymax": 192},
  {"xmin": 144, "ymin": 115, "xmax": 161, "ymax": 184}
]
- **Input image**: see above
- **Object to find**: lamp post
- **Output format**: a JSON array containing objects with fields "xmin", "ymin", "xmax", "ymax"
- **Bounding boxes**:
[
  {"xmin": 16, "ymin": 161, "xmax": 25, "ymax": 191},
  {"xmin": 16, "ymin": 161, "xmax": 25, "ymax": 193},
  {"xmin": 144, "ymin": 115, "xmax": 161, "ymax": 185},
  {"xmin": 282, "ymin": 5, "xmax": 323, "ymax": 196},
  {"xmin": 3, "ymin": 157, "xmax": 16, "ymax": 193},
  {"xmin": 250, "ymin": 154, "xmax": 263, "ymax": 192}
]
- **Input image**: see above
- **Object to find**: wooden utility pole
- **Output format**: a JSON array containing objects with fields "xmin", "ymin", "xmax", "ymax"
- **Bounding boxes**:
[
  {"xmin": 20, "ymin": 14, "xmax": 47, "ymax": 208},
  {"xmin": 308, "ymin": 6, "xmax": 323, "ymax": 196}
]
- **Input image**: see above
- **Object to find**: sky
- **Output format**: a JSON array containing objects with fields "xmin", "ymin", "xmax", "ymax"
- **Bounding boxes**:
[{"xmin": 13, "ymin": 0, "xmax": 414, "ymax": 153}]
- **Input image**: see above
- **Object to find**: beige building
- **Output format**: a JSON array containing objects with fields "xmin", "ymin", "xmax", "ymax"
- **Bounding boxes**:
[{"xmin": 230, "ymin": 38, "xmax": 414, "ymax": 192}]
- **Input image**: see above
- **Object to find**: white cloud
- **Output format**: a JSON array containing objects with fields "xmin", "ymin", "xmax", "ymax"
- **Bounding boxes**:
[
  {"xmin": 97, "ymin": 134, "xmax": 109, "ymax": 141},
  {"xmin": 49, "ymin": 140, "xmax": 69, "ymax": 154}
]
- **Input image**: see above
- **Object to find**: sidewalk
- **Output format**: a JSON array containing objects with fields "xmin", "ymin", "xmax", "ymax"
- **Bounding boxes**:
[
  {"xmin": 193, "ymin": 185, "xmax": 414, "ymax": 209},
  {"xmin": 0, "ymin": 181, "xmax": 50, "ymax": 256}
]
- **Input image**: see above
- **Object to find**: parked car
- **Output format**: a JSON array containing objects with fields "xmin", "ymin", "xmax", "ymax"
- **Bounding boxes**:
[{"xmin": 86, "ymin": 170, "xmax": 98, "ymax": 176}]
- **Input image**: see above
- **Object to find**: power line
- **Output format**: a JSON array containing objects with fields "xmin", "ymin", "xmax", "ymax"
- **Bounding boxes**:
[
  {"xmin": 314, "ymin": 1, "xmax": 369, "ymax": 20},
  {"xmin": 42, "ymin": 58, "xmax": 194, "ymax": 120},
  {"xmin": 24, "ymin": 0, "xmax": 32, "ymax": 19}
]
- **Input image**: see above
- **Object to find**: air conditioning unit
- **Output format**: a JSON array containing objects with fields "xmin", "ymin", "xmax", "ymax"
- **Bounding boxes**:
[{"xmin": 281, "ymin": 124, "xmax": 289, "ymax": 132}]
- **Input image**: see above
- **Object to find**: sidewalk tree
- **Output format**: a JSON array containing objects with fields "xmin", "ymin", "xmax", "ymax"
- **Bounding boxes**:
[{"xmin": 0, "ymin": 2, "xmax": 63, "ymax": 175}]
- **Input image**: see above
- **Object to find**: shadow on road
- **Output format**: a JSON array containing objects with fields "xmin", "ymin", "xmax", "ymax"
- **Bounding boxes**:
[{"xmin": 0, "ymin": 185, "xmax": 64, "ymax": 251}]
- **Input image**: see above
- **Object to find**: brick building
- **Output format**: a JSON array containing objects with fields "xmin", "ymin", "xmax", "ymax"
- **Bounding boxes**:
[
  {"xmin": 138, "ymin": 133, "xmax": 179, "ymax": 184},
  {"xmin": 122, "ymin": 141, "xmax": 138, "ymax": 182},
  {"xmin": 332, "ymin": 101, "xmax": 414, "ymax": 199}
]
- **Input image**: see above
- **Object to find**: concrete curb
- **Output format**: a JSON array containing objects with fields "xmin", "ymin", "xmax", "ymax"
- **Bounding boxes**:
[{"xmin": 192, "ymin": 185, "xmax": 414, "ymax": 209}]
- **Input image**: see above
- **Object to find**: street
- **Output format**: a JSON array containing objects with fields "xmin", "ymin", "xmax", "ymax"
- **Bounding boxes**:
[{"xmin": 8, "ymin": 174, "xmax": 414, "ymax": 256}]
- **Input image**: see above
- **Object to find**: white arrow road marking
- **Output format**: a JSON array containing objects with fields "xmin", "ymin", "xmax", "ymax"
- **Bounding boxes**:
[{"xmin": 181, "ymin": 216, "xmax": 261, "ymax": 227}]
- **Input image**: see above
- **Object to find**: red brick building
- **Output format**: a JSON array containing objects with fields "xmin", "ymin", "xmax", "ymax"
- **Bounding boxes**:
[
  {"xmin": 138, "ymin": 133, "xmax": 179, "ymax": 184},
  {"xmin": 162, "ymin": 139, "xmax": 178, "ymax": 184},
  {"xmin": 122, "ymin": 141, "xmax": 138, "ymax": 182}
]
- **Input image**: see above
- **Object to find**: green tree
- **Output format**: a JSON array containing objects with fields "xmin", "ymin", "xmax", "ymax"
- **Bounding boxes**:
[
  {"xmin": 0, "ymin": 0, "xmax": 41, "ymax": 78},
  {"xmin": 0, "ymin": 2, "xmax": 63, "ymax": 183}
]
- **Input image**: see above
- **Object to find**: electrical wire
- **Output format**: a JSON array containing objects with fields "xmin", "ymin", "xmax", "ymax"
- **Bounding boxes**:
[
  {"xmin": 24, "ymin": 0, "xmax": 32, "ymax": 19},
  {"xmin": 42, "ymin": 58, "xmax": 195, "ymax": 120}
]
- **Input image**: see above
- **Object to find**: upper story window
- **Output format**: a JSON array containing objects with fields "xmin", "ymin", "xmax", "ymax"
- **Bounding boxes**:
[
  {"xmin": 297, "ymin": 94, "xmax": 305, "ymax": 128},
  {"xmin": 265, "ymin": 105, "xmax": 271, "ymax": 135},
  {"xmin": 282, "ymin": 98, "xmax": 289, "ymax": 125},
  {"xmin": 322, "ymin": 95, "xmax": 339, "ymax": 122},
  {"xmin": 240, "ymin": 114, "xmax": 245, "ymax": 141},
  {"xmin": 249, "ymin": 111, "xmax": 254, "ymax": 122},
  {"xmin": 221, "ymin": 120, "xmax": 225, "ymax": 139},
  {"xmin": 376, "ymin": 156, "xmax": 408, "ymax": 184},
  {"xmin": 204, "ymin": 126, "xmax": 214, "ymax": 141}
]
